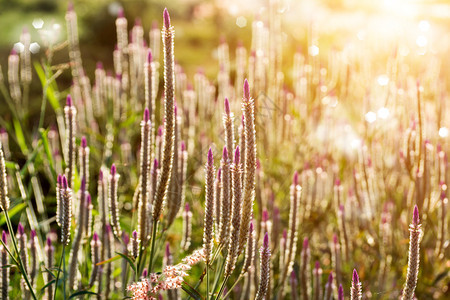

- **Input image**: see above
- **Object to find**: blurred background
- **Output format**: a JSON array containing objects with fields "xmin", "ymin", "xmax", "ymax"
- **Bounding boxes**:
[{"xmin": 1, "ymin": 0, "xmax": 450, "ymax": 83}]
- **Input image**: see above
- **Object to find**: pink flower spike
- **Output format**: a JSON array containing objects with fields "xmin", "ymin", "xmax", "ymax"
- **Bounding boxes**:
[
  {"xmin": 413, "ymin": 205, "xmax": 419, "ymax": 225},
  {"xmin": 338, "ymin": 284, "xmax": 344, "ymax": 300},
  {"xmin": 46, "ymin": 237, "xmax": 52, "ymax": 247},
  {"xmin": 293, "ymin": 171, "xmax": 299, "ymax": 186},
  {"xmin": 303, "ymin": 237, "xmax": 309, "ymax": 249},
  {"xmin": 99, "ymin": 170, "xmax": 103, "ymax": 181},
  {"xmin": 147, "ymin": 49, "xmax": 153, "ymax": 63},
  {"xmin": 185, "ymin": 203, "xmax": 190, "ymax": 212},
  {"xmin": 18, "ymin": 223, "xmax": 24, "ymax": 235},
  {"xmin": 153, "ymin": 159, "xmax": 158, "ymax": 170},
  {"xmin": 263, "ymin": 232, "xmax": 269, "ymax": 248},
  {"xmin": 2, "ymin": 231, "xmax": 7, "ymax": 244},
  {"xmin": 62, "ymin": 175, "xmax": 68, "ymax": 189},
  {"xmin": 222, "ymin": 146, "xmax": 228, "ymax": 160},
  {"xmin": 96, "ymin": 61, "xmax": 103, "ymax": 69},
  {"xmin": 111, "ymin": 164, "xmax": 117, "ymax": 176},
  {"xmin": 118, "ymin": 7, "xmax": 124, "ymax": 18},
  {"xmin": 243, "ymin": 79, "xmax": 250, "ymax": 99},
  {"xmin": 144, "ymin": 108, "xmax": 150, "ymax": 122},
  {"xmin": 81, "ymin": 136, "xmax": 87, "ymax": 148},
  {"xmin": 352, "ymin": 269, "xmax": 359, "ymax": 284},
  {"xmin": 181, "ymin": 141, "xmax": 186, "ymax": 152},
  {"xmin": 31, "ymin": 229, "xmax": 36, "ymax": 239},
  {"xmin": 66, "ymin": 94, "xmax": 72, "ymax": 107},
  {"xmin": 207, "ymin": 148, "xmax": 214, "ymax": 165},
  {"xmin": 132, "ymin": 230, "xmax": 137, "ymax": 239},
  {"xmin": 163, "ymin": 8, "xmax": 171, "ymax": 29},
  {"xmin": 234, "ymin": 146, "xmax": 240, "ymax": 164},
  {"xmin": 93, "ymin": 232, "xmax": 99, "ymax": 241},
  {"xmin": 224, "ymin": 98, "xmax": 230, "ymax": 115}
]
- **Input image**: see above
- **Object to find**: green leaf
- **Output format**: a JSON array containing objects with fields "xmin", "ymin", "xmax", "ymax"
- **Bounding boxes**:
[
  {"xmin": 181, "ymin": 282, "xmax": 203, "ymax": 300},
  {"xmin": 39, "ymin": 279, "xmax": 56, "ymax": 293},
  {"xmin": 1, "ymin": 264, "xmax": 17, "ymax": 269},
  {"xmin": 0, "ymin": 203, "xmax": 27, "ymax": 226},
  {"xmin": 13, "ymin": 118, "xmax": 28, "ymax": 154},
  {"xmin": 115, "ymin": 252, "xmax": 137, "ymax": 273},
  {"xmin": 34, "ymin": 62, "xmax": 60, "ymax": 111},
  {"xmin": 68, "ymin": 291, "xmax": 99, "ymax": 299},
  {"xmin": 97, "ymin": 254, "xmax": 121, "ymax": 266}
]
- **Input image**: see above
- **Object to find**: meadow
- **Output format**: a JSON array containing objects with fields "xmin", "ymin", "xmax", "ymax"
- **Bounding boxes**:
[{"xmin": 0, "ymin": 1, "xmax": 448, "ymax": 299}]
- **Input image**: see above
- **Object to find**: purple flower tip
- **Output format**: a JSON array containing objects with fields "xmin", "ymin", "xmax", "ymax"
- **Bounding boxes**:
[
  {"xmin": 165, "ymin": 242, "xmax": 171, "ymax": 257},
  {"xmin": 333, "ymin": 233, "xmax": 338, "ymax": 244},
  {"xmin": 181, "ymin": 141, "xmax": 186, "ymax": 152},
  {"xmin": 18, "ymin": 223, "xmax": 24, "ymax": 235},
  {"xmin": 144, "ymin": 108, "xmax": 150, "ymax": 122},
  {"xmin": 99, "ymin": 170, "xmax": 103, "ymax": 181},
  {"xmin": 174, "ymin": 104, "xmax": 178, "ymax": 116},
  {"xmin": 315, "ymin": 261, "xmax": 320, "ymax": 269},
  {"xmin": 262, "ymin": 209, "xmax": 268, "ymax": 221},
  {"xmin": 81, "ymin": 136, "xmax": 87, "ymax": 148},
  {"xmin": 217, "ymin": 168, "xmax": 222, "ymax": 181},
  {"xmin": 303, "ymin": 237, "xmax": 309, "ymax": 249},
  {"xmin": 31, "ymin": 229, "xmax": 36, "ymax": 239},
  {"xmin": 46, "ymin": 237, "xmax": 52, "ymax": 247},
  {"xmin": 134, "ymin": 18, "xmax": 142, "ymax": 26},
  {"xmin": 57, "ymin": 174, "xmax": 62, "ymax": 185},
  {"xmin": 153, "ymin": 159, "xmax": 158, "ymax": 170},
  {"xmin": 67, "ymin": 1, "xmax": 73, "ymax": 12},
  {"xmin": 224, "ymin": 98, "xmax": 230, "ymax": 115},
  {"xmin": 66, "ymin": 94, "xmax": 72, "ymax": 107},
  {"xmin": 111, "ymin": 164, "xmax": 117, "ymax": 176},
  {"xmin": 132, "ymin": 230, "xmax": 137, "ymax": 239},
  {"xmin": 163, "ymin": 8, "xmax": 171, "ymax": 28},
  {"xmin": 263, "ymin": 232, "xmax": 269, "ymax": 248},
  {"xmin": 335, "ymin": 178, "xmax": 341, "ymax": 186},
  {"xmin": 207, "ymin": 148, "xmax": 214, "ymax": 165},
  {"xmin": 222, "ymin": 147, "xmax": 228, "ymax": 160},
  {"xmin": 158, "ymin": 126, "xmax": 163, "ymax": 136},
  {"xmin": 147, "ymin": 49, "xmax": 153, "ymax": 63},
  {"xmin": 142, "ymin": 268, "xmax": 148, "ymax": 277},
  {"xmin": 352, "ymin": 269, "xmax": 359, "ymax": 283},
  {"xmin": 86, "ymin": 194, "xmax": 92, "ymax": 205},
  {"xmin": 413, "ymin": 205, "xmax": 419, "ymax": 225},
  {"xmin": 243, "ymin": 79, "xmax": 250, "ymax": 99},
  {"xmin": 106, "ymin": 224, "xmax": 111, "ymax": 233},
  {"xmin": 283, "ymin": 229, "xmax": 287, "ymax": 239},
  {"xmin": 328, "ymin": 272, "xmax": 333, "ymax": 283},
  {"xmin": 2, "ymin": 231, "xmax": 7, "ymax": 244},
  {"xmin": 118, "ymin": 7, "xmax": 124, "ymax": 18},
  {"xmin": 62, "ymin": 175, "xmax": 68, "ymax": 189},
  {"xmin": 249, "ymin": 221, "xmax": 254, "ymax": 232},
  {"xmin": 10, "ymin": 48, "xmax": 17, "ymax": 55},
  {"xmin": 290, "ymin": 270, "xmax": 297, "ymax": 281},
  {"xmin": 338, "ymin": 284, "xmax": 344, "ymax": 300},
  {"xmin": 96, "ymin": 61, "xmax": 103, "ymax": 69},
  {"xmin": 339, "ymin": 204, "xmax": 344, "ymax": 212},
  {"xmin": 293, "ymin": 171, "xmax": 299, "ymax": 186},
  {"xmin": 185, "ymin": 202, "xmax": 190, "ymax": 211},
  {"xmin": 81, "ymin": 177, "xmax": 86, "ymax": 191},
  {"xmin": 234, "ymin": 146, "xmax": 240, "ymax": 164},
  {"xmin": 93, "ymin": 232, "xmax": 98, "ymax": 241}
]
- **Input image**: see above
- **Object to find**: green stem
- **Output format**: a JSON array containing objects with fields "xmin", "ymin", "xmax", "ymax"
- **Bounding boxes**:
[
  {"xmin": 147, "ymin": 221, "xmax": 158, "ymax": 273},
  {"xmin": 4, "ymin": 210, "xmax": 37, "ymax": 300},
  {"xmin": 63, "ymin": 246, "xmax": 66, "ymax": 300},
  {"xmin": 222, "ymin": 274, "xmax": 243, "ymax": 299},
  {"xmin": 215, "ymin": 275, "xmax": 229, "ymax": 300},
  {"xmin": 210, "ymin": 256, "xmax": 226, "ymax": 300},
  {"xmin": 53, "ymin": 244, "xmax": 65, "ymax": 300},
  {"xmin": 206, "ymin": 263, "xmax": 209, "ymax": 299}
]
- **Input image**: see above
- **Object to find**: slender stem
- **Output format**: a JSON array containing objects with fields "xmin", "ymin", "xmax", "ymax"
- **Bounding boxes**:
[
  {"xmin": 206, "ymin": 263, "xmax": 210, "ymax": 299},
  {"xmin": 147, "ymin": 220, "xmax": 158, "ymax": 273},
  {"xmin": 53, "ymin": 245, "xmax": 64, "ymax": 300},
  {"xmin": 222, "ymin": 274, "xmax": 243, "ymax": 299},
  {"xmin": 4, "ymin": 210, "xmax": 37, "ymax": 300},
  {"xmin": 210, "ymin": 256, "xmax": 226, "ymax": 300},
  {"xmin": 215, "ymin": 275, "xmax": 230, "ymax": 300},
  {"xmin": 63, "ymin": 246, "xmax": 66, "ymax": 300}
]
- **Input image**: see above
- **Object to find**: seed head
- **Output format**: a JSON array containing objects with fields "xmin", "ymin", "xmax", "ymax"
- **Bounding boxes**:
[
  {"xmin": 243, "ymin": 79, "xmax": 250, "ymax": 100},
  {"xmin": 413, "ymin": 205, "xmax": 419, "ymax": 226}
]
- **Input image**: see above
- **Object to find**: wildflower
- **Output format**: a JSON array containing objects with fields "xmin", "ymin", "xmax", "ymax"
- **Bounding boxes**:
[
  {"xmin": 255, "ymin": 232, "xmax": 271, "ymax": 300},
  {"xmin": 350, "ymin": 269, "xmax": 362, "ymax": 300},
  {"xmin": 202, "ymin": 148, "xmax": 215, "ymax": 264}
]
